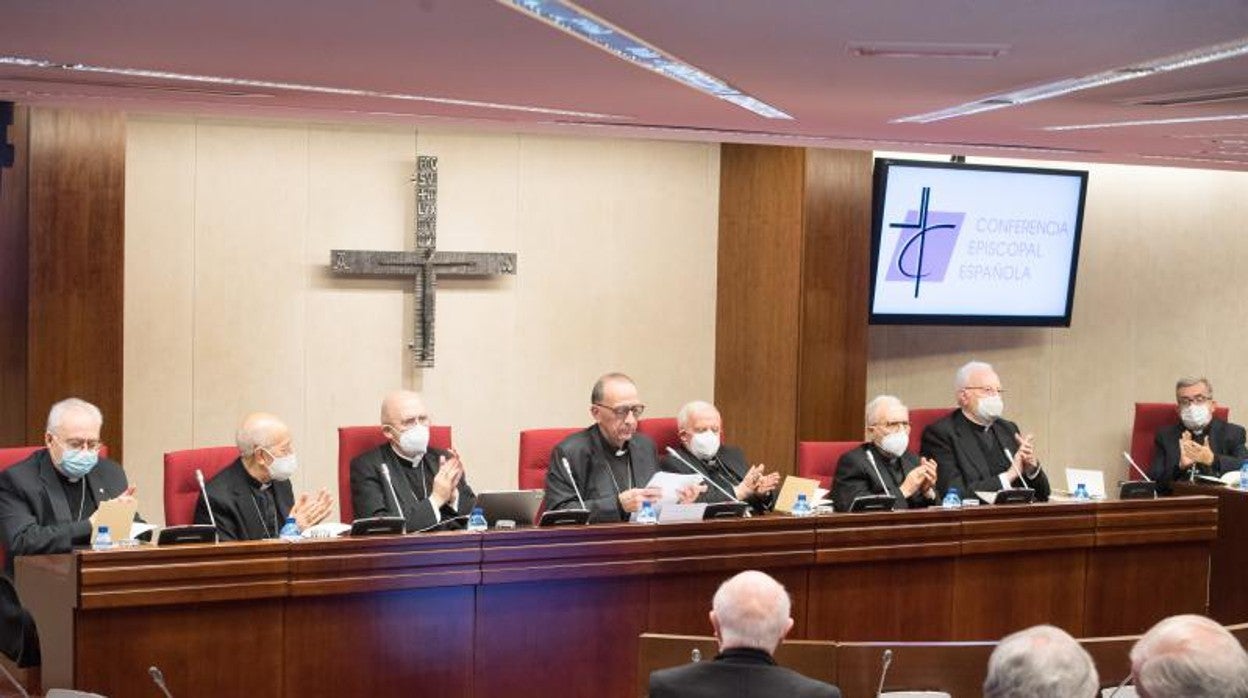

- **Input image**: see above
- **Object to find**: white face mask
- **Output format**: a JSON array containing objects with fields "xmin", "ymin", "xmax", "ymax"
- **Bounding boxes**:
[
  {"xmin": 264, "ymin": 450, "xmax": 298, "ymax": 482},
  {"xmin": 688, "ymin": 429, "xmax": 721, "ymax": 461},
  {"xmin": 877, "ymin": 431, "xmax": 909, "ymax": 458},
  {"xmin": 1180, "ymin": 403, "xmax": 1212, "ymax": 431},
  {"xmin": 398, "ymin": 424, "xmax": 430, "ymax": 457},
  {"xmin": 974, "ymin": 395, "xmax": 1004, "ymax": 422}
]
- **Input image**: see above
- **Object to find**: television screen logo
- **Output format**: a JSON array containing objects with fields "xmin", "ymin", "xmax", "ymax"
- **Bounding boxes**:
[{"xmin": 885, "ymin": 187, "xmax": 965, "ymax": 298}]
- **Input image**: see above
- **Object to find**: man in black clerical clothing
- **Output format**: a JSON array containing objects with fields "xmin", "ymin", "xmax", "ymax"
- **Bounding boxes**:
[
  {"xmin": 194, "ymin": 412, "xmax": 333, "ymax": 541},
  {"xmin": 1150, "ymin": 377, "xmax": 1248, "ymax": 493},
  {"xmin": 832, "ymin": 395, "xmax": 937, "ymax": 512},
  {"xmin": 544, "ymin": 373, "xmax": 699, "ymax": 523},
  {"xmin": 350, "ymin": 390, "xmax": 475, "ymax": 532},
  {"xmin": 0, "ymin": 397, "xmax": 139, "ymax": 666},
  {"xmin": 921, "ymin": 360, "xmax": 1050, "ymax": 501},
  {"xmin": 648, "ymin": 570, "xmax": 841, "ymax": 698},
  {"xmin": 659, "ymin": 400, "xmax": 779, "ymax": 513}
]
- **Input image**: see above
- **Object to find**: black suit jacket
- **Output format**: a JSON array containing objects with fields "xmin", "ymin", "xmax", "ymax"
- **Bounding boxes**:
[
  {"xmin": 832, "ymin": 443, "xmax": 935, "ymax": 512},
  {"xmin": 193, "ymin": 458, "xmax": 294, "ymax": 541},
  {"xmin": 1150, "ymin": 418, "xmax": 1248, "ymax": 491},
  {"xmin": 649, "ymin": 647, "xmax": 841, "ymax": 698},
  {"xmin": 543, "ymin": 426, "xmax": 660, "ymax": 523},
  {"xmin": 350, "ymin": 444, "xmax": 476, "ymax": 532},
  {"xmin": 921, "ymin": 409, "xmax": 1050, "ymax": 501},
  {"xmin": 659, "ymin": 444, "xmax": 774, "ymax": 513}
]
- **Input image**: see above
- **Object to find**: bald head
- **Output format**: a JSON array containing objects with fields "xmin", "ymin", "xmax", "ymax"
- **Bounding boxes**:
[
  {"xmin": 235, "ymin": 412, "xmax": 291, "ymax": 461},
  {"xmin": 1131, "ymin": 615, "xmax": 1248, "ymax": 698},
  {"xmin": 710, "ymin": 571, "xmax": 794, "ymax": 655},
  {"xmin": 983, "ymin": 625, "xmax": 1098, "ymax": 698},
  {"xmin": 381, "ymin": 390, "xmax": 427, "ymax": 426}
]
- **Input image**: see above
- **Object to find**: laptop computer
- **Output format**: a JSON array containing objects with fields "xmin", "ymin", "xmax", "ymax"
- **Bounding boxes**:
[{"xmin": 476, "ymin": 489, "xmax": 545, "ymax": 528}]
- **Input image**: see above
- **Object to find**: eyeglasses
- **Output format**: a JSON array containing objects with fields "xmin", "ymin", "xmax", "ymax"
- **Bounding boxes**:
[
  {"xmin": 1177, "ymin": 395, "xmax": 1212, "ymax": 407},
  {"xmin": 595, "ymin": 403, "xmax": 646, "ymax": 419},
  {"xmin": 964, "ymin": 386, "xmax": 1006, "ymax": 396},
  {"xmin": 53, "ymin": 435, "xmax": 102, "ymax": 452},
  {"xmin": 870, "ymin": 420, "xmax": 910, "ymax": 433}
]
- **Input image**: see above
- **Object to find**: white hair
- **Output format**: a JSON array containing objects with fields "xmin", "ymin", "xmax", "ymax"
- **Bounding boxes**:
[
  {"xmin": 234, "ymin": 413, "xmax": 286, "ymax": 458},
  {"xmin": 46, "ymin": 397, "xmax": 103, "ymax": 433},
  {"xmin": 983, "ymin": 625, "xmax": 1099, "ymax": 698},
  {"xmin": 712, "ymin": 570, "xmax": 791, "ymax": 654},
  {"xmin": 955, "ymin": 360, "xmax": 995, "ymax": 390},
  {"xmin": 1130, "ymin": 615, "xmax": 1248, "ymax": 698},
  {"xmin": 677, "ymin": 400, "xmax": 717, "ymax": 430},
  {"xmin": 864, "ymin": 395, "xmax": 905, "ymax": 426}
]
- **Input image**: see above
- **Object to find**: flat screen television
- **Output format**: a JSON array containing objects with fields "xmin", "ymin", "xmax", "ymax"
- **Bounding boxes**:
[{"xmin": 869, "ymin": 158, "xmax": 1088, "ymax": 327}]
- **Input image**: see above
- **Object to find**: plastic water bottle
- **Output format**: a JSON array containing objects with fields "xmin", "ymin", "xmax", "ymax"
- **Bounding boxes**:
[
  {"xmin": 1240, "ymin": 462, "xmax": 1248, "ymax": 490},
  {"xmin": 279, "ymin": 516, "xmax": 301, "ymax": 541},
  {"xmin": 941, "ymin": 487, "xmax": 962, "ymax": 509},
  {"xmin": 467, "ymin": 507, "xmax": 488, "ymax": 532},
  {"xmin": 1073, "ymin": 483, "xmax": 1090, "ymax": 501},
  {"xmin": 791, "ymin": 493, "xmax": 812, "ymax": 517},
  {"xmin": 92, "ymin": 525, "xmax": 114, "ymax": 551},
  {"xmin": 637, "ymin": 500, "xmax": 658, "ymax": 524}
]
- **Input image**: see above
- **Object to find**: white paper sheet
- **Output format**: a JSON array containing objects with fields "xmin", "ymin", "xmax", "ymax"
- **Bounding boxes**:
[
  {"xmin": 644, "ymin": 471, "xmax": 705, "ymax": 502},
  {"xmin": 1065, "ymin": 467, "xmax": 1107, "ymax": 498}
]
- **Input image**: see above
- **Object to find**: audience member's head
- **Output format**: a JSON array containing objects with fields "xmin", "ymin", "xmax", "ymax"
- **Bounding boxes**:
[
  {"xmin": 1130, "ymin": 614, "xmax": 1248, "ymax": 698},
  {"xmin": 709, "ymin": 570, "xmax": 794, "ymax": 655},
  {"xmin": 983, "ymin": 624, "xmax": 1098, "ymax": 698}
]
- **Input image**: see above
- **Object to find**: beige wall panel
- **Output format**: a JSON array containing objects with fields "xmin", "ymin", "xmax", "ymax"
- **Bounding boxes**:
[{"xmin": 123, "ymin": 116, "xmax": 197, "ymax": 521}]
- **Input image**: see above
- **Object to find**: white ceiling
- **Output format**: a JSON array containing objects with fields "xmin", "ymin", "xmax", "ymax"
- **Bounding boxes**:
[{"xmin": 2, "ymin": 1, "xmax": 1248, "ymax": 170}]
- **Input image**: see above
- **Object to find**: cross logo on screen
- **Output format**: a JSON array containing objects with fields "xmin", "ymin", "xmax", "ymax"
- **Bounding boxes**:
[{"xmin": 885, "ymin": 187, "xmax": 965, "ymax": 298}]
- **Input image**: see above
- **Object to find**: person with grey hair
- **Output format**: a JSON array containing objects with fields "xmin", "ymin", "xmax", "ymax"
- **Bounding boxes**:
[
  {"xmin": 649, "ymin": 570, "xmax": 841, "ymax": 697},
  {"xmin": 921, "ymin": 360, "xmax": 1050, "ymax": 501},
  {"xmin": 659, "ymin": 400, "xmax": 779, "ymax": 513},
  {"xmin": 832, "ymin": 395, "xmax": 937, "ymax": 512},
  {"xmin": 0, "ymin": 397, "xmax": 141, "ymax": 666},
  {"xmin": 194, "ymin": 412, "xmax": 333, "ymax": 540},
  {"xmin": 1130, "ymin": 614, "xmax": 1248, "ymax": 697},
  {"xmin": 983, "ymin": 624, "xmax": 1099, "ymax": 698},
  {"xmin": 1149, "ymin": 377, "xmax": 1248, "ymax": 493}
]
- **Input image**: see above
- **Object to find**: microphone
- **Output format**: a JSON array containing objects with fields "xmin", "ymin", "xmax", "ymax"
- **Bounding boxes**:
[
  {"xmin": 1106, "ymin": 672, "xmax": 1132, "ymax": 697},
  {"xmin": 195, "ymin": 468, "xmax": 218, "ymax": 531},
  {"xmin": 562, "ymin": 457, "xmax": 589, "ymax": 510},
  {"xmin": 875, "ymin": 648, "xmax": 893, "ymax": 697},
  {"xmin": 665, "ymin": 447, "xmax": 741, "ymax": 503},
  {"xmin": 378, "ymin": 463, "xmax": 406, "ymax": 526},
  {"xmin": 0, "ymin": 660, "xmax": 29, "ymax": 698},
  {"xmin": 149, "ymin": 665, "xmax": 173, "ymax": 698},
  {"xmin": 864, "ymin": 450, "xmax": 894, "ymax": 497},
  {"xmin": 1121, "ymin": 451, "xmax": 1154, "ymax": 482},
  {"xmin": 690, "ymin": 647, "xmax": 702, "ymax": 663}
]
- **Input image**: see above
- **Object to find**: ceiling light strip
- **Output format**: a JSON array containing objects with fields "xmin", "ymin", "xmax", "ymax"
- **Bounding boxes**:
[
  {"xmin": 1044, "ymin": 113, "xmax": 1248, "ymax": 131},
  {"xmin": 501, "ymin": 0, "xmax": 791, "ymax": 119}
]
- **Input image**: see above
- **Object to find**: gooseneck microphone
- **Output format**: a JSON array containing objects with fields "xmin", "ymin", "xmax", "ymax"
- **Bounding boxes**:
[
  {"xmin": 0, "ymin": 660, "xmax": 29, "ymax": 698},
  {"xmin": 864, "ymin": 450, "xmax": 894, "ymax": 497},
  {"xmin": 150, "ymin": 665, "xmax": 174, "ymax": 698},
  {"xmin": 665, "ymin": 447, "xmax": 741, "ymax": 503},
  {"xmin": 1122, "ymin": 451, "xmax": 1154, "ymax": 482},
  {"xmin": 378, "ymin": 463, "xmax": 406, "ymax": 525},
  {"xmin": 875, "ymin": 648, "xmax": 893, "ymax": 697},
  {"xmin": 195, "ymin": 469, "xmax": 219, "ymax": 541},
  {"xmin": 562, "ymin": 457, "xmax": 588, "ymax": 510}
]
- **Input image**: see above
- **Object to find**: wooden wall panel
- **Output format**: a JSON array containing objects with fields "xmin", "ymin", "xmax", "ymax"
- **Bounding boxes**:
[
  {"xmin": 25, "ymin": 108, "xmax": 125, "ymax": 457},
  {"xmin": 0, "ymin": 105, "xmax": 29, "ymax": 446}
]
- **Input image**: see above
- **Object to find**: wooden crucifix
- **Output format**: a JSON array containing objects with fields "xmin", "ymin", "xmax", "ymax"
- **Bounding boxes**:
[{"xmin": 329, "ymin": 155, "xmax": 517, "ymax": 367}]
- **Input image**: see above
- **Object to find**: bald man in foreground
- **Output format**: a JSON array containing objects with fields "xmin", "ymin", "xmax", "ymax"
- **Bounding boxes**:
[
  {"xmin": 194, "ymin": 412, "xmax": 333, "ymax": 541},
  {"xmin": 648, "ymin": 570, "xmax": 841, "ymax": 697},
  {"xmin": 350, "ymin": 390, "xmax": 475, "ymax": 532},
  {"xmin": 1130, "ymin": 615, "xmax": 1248, "ymax": 697}
]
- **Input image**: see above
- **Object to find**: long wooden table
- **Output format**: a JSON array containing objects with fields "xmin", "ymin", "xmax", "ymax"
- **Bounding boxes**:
[
  {"xmin": 17, "ymin": 496, "xmax": 1215, "ymax": 697},
  {"xmin": 1174, "ymin": 482, "xmax": 1248, "ymax": 624}
]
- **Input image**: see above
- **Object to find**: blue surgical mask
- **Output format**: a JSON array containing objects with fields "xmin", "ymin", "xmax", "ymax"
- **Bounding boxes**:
[{"xmin": 60, "ymin": 449, "xmax": 99, "ymax": 479}]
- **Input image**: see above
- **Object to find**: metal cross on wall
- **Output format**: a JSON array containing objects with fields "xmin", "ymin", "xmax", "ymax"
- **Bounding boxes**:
[{"xmin": 329, "ymin": 155, "xmax": 517, "ymax": 367}]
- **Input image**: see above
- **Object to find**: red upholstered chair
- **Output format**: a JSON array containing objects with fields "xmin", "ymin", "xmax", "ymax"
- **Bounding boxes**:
[
  {"xmin": 796, "ymin": 441, "xmax": 862, "ymax": 490},
  {"xmin": 638, "ymin": 417, "xmax": 681, "ymax": 460},
  {"xmin": 337, "ymin": 425, "xmax": 452, "ymax": 522},
  {"xmin": 518, "ymin": 427, "xmax": 579, "ymax": 490},
  {"xmin": 162, "ymin": 446, "xmax": 238, "ymax": 526},
  {"xmin": 1128, "ymin": 403, "xmax": 1230, "ymax": 481},
  {"xmin": 908, "ymin": 408, "xmax": 952, "ymax": 456}
]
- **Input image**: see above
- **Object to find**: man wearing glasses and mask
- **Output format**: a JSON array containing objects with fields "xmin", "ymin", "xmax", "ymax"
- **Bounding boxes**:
[
  {"xmin": 545, "ymin": 373, "xmax": 700, "ymax": 523},
  {"xmin": 350, "ymin": 390, "xmax": 475, "ymax": 531},
  {"xmin": 0, "ymin": 397, "xmax": 140, "ymax": 666},
  {"xmin": 1149, "ymin": 377, "xmax": 1248, "ymax": 493},
  {"xmin": 832, "ymin": 395, "xmax": 937, "ymax": 512},
  {"xmin": 921, "ymin": 360, "xmax": 1051, "ymax": 501}
]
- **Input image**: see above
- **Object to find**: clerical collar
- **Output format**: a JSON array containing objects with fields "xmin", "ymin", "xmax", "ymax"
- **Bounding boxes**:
[
  {"xmin": 715, "ymin": 647, "xmax": 776, "ymax": 665},
  {"xmin": 242, "ymin": 466, "xmax": 272, "ymax": 492},
  {"xmin": 594, "ymin": 426, "xmax": 629, "ymax": 458},
  {"xmin": 389, "ymin": 443, "xmax": 420, "ymax": 464},
  {"xmin": 960, "ymin": 408, "xmax": 994, "ymax": 430},
  {"xmin": 52, "ymin": 464, "xmax": 82, "ymax": 485}
]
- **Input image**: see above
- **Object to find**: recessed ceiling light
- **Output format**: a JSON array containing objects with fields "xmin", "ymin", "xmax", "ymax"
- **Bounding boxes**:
[
  {"xmin": 1044, "ymin": 113, "xmax": 1248, "ymax": 131},
  {"xmin": 848, "ymin": 42, "xmax": 1009, "ymax": 60},
  {"xmin": 894, "ymin": 35, "xmax": 1248, "ymax": 124},
  {"xmin": 0, "ymin": 55, "xmax": 625, "ymax": 119},
  {"xmin": 500, "ymin": 0, "xmax": 791, "ymax": 120}
]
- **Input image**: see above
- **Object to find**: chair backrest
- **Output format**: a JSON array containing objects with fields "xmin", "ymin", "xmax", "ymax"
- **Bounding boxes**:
[
  {"xmin": 637, "ymin": 417, "xmax": 680, "ymax": 460},
  {"xmin": 0, "ymin": 445, "xmax": 111, "ymax": 469},
  {"xmin": 909, "ymin": 407, "xmax": 952, "ymax": 455},
  {"xmin": 162, "ymin": 446, "xmax": 239, "ymax": 526},
  {"xmin": 337, "ymin": 425, "xmax": 452, "ymax": 523},
  {"xmin": 518, "ymin": 427, "xmax": 579, "ymax": 490},
  {"xmin": 796, "ymin": 441, "xmax": 862, "ymax": 490},
  {"xmin": 1129, "ymin": 402, "xmax": 1230, "ymax": 481}
]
